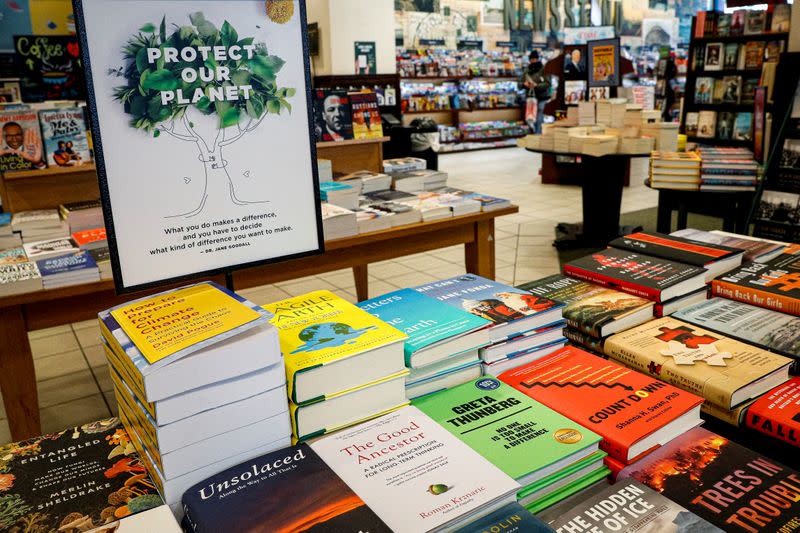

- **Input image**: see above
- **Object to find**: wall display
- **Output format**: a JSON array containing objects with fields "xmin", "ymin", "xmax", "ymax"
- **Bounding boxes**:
[
  {"xmin": 562, "ymin": 45, "xmax": 587, "ymax": 80},
  {"xmin": 354, "ymin": 41, "xmax": 377, "ymax": 75},
  {"xmin": 75, "ymin": 0, "xmax": 323, "ymax": 292},
  {"xmin": 587, "ymin": 37, "xmax": 620, "ymax": 88},
  {"xmin": 13, "ymin": 35, "xmax": 85, "ymax": 102}
]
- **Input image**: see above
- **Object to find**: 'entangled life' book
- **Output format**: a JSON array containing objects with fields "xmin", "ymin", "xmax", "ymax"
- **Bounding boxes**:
[
  {"xmin": 563, "ymin": 249, "xmax": 707, "ymax": 302},
  {"xmin": 359, "ymin": 288, "xmax": 491, "ymax": 368},
  {"xmin": 310, "ymin": 406, "xmax": 520, "ymax": 533},
  {"xmin": 745, "ymin": 377, "xmax": 800, "ymax": 447},
  {"xmin": 618, "ymin": 427, "xmax": 800, "ymax": 532},
  {"xmin": 711, "ymin": 252, "xmax": 800, "ymax": 316},
  {"xmin": 499, "ymin": 346, "xmax": 703, "ymax": 464},
  {"xmin": 182, "ymin": 443, "xmax": 392, "ymax": 532},
  {"xmin": 604, "ymin": 317, "xmax": 793, "ymax": 410}
]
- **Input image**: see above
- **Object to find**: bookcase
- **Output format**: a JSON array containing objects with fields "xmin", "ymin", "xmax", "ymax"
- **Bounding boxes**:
[{"xmin": 680, "ymin": 13, "xmax": 787, "ymax": 149}]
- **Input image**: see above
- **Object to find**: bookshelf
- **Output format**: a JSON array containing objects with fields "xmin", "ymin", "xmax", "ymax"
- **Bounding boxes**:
[
  {"xmin": 680, "ymin": 14, "xmax": 787, "ymax": 149},
  {"xmin": 0, "ymin": 163, "xmax": 99, "ymax": 212}
]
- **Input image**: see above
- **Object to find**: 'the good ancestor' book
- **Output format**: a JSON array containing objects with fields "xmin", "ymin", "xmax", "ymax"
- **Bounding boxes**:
[
  {"xmin": 618, "ymin": 427, "xmax": 800, "ymax": 533},
  {"xmin": 604, "ymin": 317, "xmax": 793, "ymax": 410},
  {"xmin": 265, "ymin": 290, "xmax": 407, "ymax": 404},
  {"xmin": 563, "ymin": 249, "xmax": 707, "ymax": 302},
  {"xmin": 358, "ymin": 288, "xmax": 492, "ymax": 368},
  {"xmin": 413, "ymin": 377, "xmax": 602, "ymax": 488},
  {"xmin": 182, "ymin": 444, "xmax": 392, "ymax": 532},
  {"xmin": 310, "ymin": 406, "xmax": 520, "ymax": 533},
  {"xmin": 499, "ymin": 346, "xmax": 704, "ymax": 464}
]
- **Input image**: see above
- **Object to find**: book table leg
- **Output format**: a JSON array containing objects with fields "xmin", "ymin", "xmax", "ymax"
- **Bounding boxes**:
[
  {"xmin": 352, "ymin": 265, "xmax": 369, "ymax": 302},
  {"xmin": 465, "ymin": 219, "xmax": 496, "ymax": 280},
  {"xmin": 0, "ymin": 305, "xmax": 41, "ymax": 440}
]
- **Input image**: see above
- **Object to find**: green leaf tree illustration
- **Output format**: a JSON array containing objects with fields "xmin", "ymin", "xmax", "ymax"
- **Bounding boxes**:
[{"xmin": 113, "ymin": 13, "xmax": 295, "ymax": 218}]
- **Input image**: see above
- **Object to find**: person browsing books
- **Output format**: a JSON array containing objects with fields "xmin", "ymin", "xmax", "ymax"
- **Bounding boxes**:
[{"xmin": 521, "ymin": 51, "xmax": 551, "ymax": 134}]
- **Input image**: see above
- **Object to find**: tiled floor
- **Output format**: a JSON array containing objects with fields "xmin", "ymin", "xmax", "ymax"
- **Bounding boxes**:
[{"xmin": 0, "ymin": 147, "xmax": 659, "ymax": 443}]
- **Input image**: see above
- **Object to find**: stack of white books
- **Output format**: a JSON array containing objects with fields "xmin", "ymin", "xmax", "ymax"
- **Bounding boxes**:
[
  {"xmin": 23, "ymin": 236, "xmax": 80, "ymax": 262},
  {"xmin": 618, "ymin": 136, "xmax": 655, "ymax": 154},
  {"xmin": 321, "ymin": 202, "xmax": 358, "ymax": 239},
  {"xmin": 317, "ymin": 158, "xmax": 332, "ymax": 182},
  {"xmin": 0, "ymin": 261, "xmax": 42, "ymax": 296},
  {"xmin": 539, "ymin": 132, "xmax": 555, "ymax": 151},
  {"xmin": 582, "ymin": 134, "xmax": 620, "ymax": 157},
  {"xmin": 642, "ymin": 109, "xmax": 663, "ymax": 124},
  {"xmin": 0, "ymin": 214, "xmax": 21, "ymax": 250},
  {"xmin": 383, "ymin": 156, "xmax": 426, "ymax": 173},
  {"xmin": 565, "ymin": 106, "xmax": 580, "ymax": 125},
  {"xmin": 649, "ymin": 151, "xmax": 702, "ymax": 190},
  {"xmin": 640, "ymin": 122, "xmax": 679, "ymax": 151},
  {"xmin": 11, "ymin": 209, "xmax": 69, "ymax": 243},
  {"xmin": 339, "ymin": 169, "xmax": 392, "ymax": 193},
  {"xmin": 596, "ymin": 99, "xmax": 627, "ymax": 128},
  {"xmin": 59, "ymin": 200, "xmax": 104, "ymax": 233},
  {"xmin": 361, "ymin": 191, "xmax": 423, "ymax": 227},
  {"xmin": 89, "ymin": 247, "xmax": 113, "ymax": 279},
  {"xmin": 98, "ymin": 282, "xmax": 290, "ymax": 512},
  {"xmin": 355, "ymin": 207, "xmax": 394, "ymax": 233},
  {"xmin": 553, "ymin": 126, "xmax": 574, "ymax": 152},
  {"xmin": 320, "ymin": 181, "xmax": 360, "ymax": 210},
  {"xmin": 578, "ymin": 101, "xmax": 596, "ymax": 125},
  {"xmin": 399, "ymin": 192, "xmax": 453, "ymax": 221},
  {"xmin": 624, "ymin": 105, "xmax": 644, "ymax": 128},
  {"xmin": 517, "ymin": 134, "xmax": 540, "ymax": 149},
  {"xmin": 390, "ymin": 169, "xmax": 448, "ymax": 192}
]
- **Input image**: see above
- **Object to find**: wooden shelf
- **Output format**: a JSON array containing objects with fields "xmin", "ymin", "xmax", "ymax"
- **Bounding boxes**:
[
  {"xmin": 401, "ymin": 74, "xmax": 520, "ymax": 82},
  {"xmin": 690, "ymin": 68, "xmax": 763, "ymax": 76},
  {"xmin": 2, "ymin": 162, "xmax": 96, "ymax": 181},
  {"xmin": 685, "ymin": 102, "xmax": 755, "ymax": 111},
  {"xmin": 316, "ymin": 137, "xmax": 389, "ymax": 149},
  {"xmin": 686, "ymin": 136, "xmax": 752, "ymax": 146},
  {"xmin": 443, "ymin": 133, "xmax": 527, "ymax": 144},
  {"xmin": 691, "ymin": 32, "xmax": 788, "ymax": 44},
  {"xmin": 403, "ymin": 109, "xmax": 455, "ymax": 114}
]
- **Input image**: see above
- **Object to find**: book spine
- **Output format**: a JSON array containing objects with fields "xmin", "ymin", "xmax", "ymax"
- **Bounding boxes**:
[
  {"xmin": 563, "ymin": 265, "xmax": 661, "ymax": 301},
  {"xmin": 711, "ymin": 279, "xmax": 800, "ymax": 316},
  {"xmin": 598, "ymin": 436, "xmax": 631, "ymax": 464},
  {"xmin": 745, "ymin": 408, "xmax": 800, "ymax": 447},
  {"xmin": 565, "ymin": 317, "xmax": 601, "ymax": 338}
]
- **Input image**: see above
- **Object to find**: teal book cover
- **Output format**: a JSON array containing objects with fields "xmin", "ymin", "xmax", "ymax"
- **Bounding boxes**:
[
  {"xmin": 453, "ymin": 502, "xmax": 553, "ymax": 532},
  {"xmin": 359, "ymin": 288, "xmax": 490, "ymax": 366}
]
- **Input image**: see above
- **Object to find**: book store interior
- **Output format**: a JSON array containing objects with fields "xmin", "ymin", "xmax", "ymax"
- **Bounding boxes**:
[{"xmin": 1, "ymin": 0, "xmax": 800, "ymax": 531}]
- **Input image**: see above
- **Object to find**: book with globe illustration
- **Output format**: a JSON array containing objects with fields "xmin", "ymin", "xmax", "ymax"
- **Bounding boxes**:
[
  {"xmin": 265, "ymin": 290, "xmax": 407, "ymax": 405},
  {"xmin": 604, "ymin": 317, "xmax": 793, "ymax": 410},
  {"xmin": 309, "ymin": 406, "xmax": 520, "ymax": 533}
]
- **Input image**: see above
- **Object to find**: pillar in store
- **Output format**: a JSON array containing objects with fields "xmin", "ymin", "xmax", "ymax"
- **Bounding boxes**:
[{"xmin": 790, "ymin": 0, "xmax": 800, "ymax": 52}]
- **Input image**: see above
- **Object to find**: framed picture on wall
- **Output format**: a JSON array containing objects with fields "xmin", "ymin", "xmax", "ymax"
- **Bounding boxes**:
[
  {"xmin": 562, "ymin": 45, "xmax": 587, "ymax": 81},
  {"xmin": 587, "ymin": 37, "xmax": 620, "ymax": 88}
]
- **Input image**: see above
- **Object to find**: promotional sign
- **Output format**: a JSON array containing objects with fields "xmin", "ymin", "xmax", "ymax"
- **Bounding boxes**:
[
  {"xmin": 563, "ymin": 25, "xmax": 615, "ymax": 45},
  {"xmin": 587, "ymin": 37, "xmax": 620, "ymax": 87},
  {"xmin": 354, "ymin": 41, "xmax": 376, "ymax": 75},
  {"xmin": 13, "ymin": 35, "xmax": 86, "ymax": 102},
  {"xmin": 75, "ymin": 0, "xmax": 323, "ymax": 292}
]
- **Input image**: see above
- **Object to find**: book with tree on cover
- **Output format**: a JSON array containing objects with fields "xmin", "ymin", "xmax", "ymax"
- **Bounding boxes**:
[
  {"xmin": 265, "ymin": 290, "xmax": 407, "ymax": 405},
  {"xmin": 604, "ymin": 317, "xmax": 793, "ymax": 410},
  {"xmin": 181, "ymin": 444, "xmax": 392, "ymax": 532},
  {"xmin": 617, "ymin": 427, "xmax": 800, "ymax": 532},
  {"xmin": 413, "ymin": 376, "xmax": 602, "ymax": 489},
  {"xmin": 537, "ymin": 479, "xmax": 724, "ymax": 532},
  {"xmin": 499, "ymin": 346, "xmax": 703, "ymax": 464},
  {"xmin": 349, "ymin": 91, "xmax": 384, "ymax": 140},
  {"xmin": 674, "ymin": 298, "xmax": 799, "ymax": 360},
  {"xmin": 38, "ymin": 107, "xmax": 91, "ymax": 167},
  {"xmin": 310, "ymin": 406, "xmax": 520, "ymax": 533},
  {"xmin": 519, "ymin": 274, "xmax": 654, "ymax": 338},
  {"xmin": 745, "ymin": 377, "xmax": 800, "ymax": 447},
  {"xmin": 710, "ymin": 252, "xmax": 800, "ymax": 316},
  {"xmin": 563, "ymin": 248, "xmax": 707, "ymax": 302}
]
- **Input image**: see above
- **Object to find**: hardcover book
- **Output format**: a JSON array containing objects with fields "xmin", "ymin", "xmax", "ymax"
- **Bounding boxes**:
[
  {"xmin": 771, "ymin": 4, "xmax": 791, "ymax": 32},
  {"xmin": 454, "ymin": 502, "xmax": 551, "ymax": 532},
  {"xmin": 38, "ymin": 107, "xmax": 91, "ymax": 167},
  {"xmin": 744, "ymin": 10, "xmax": 767, "ymax": 34},
  {"xmin": 36, "ymin": 250, "xmax": 98, "ymax": 278},
  {"xmin": 716, "ymin": 111, "xmax": 735, "ymax": 140},
  {"xmin": 733, "ymin": 112, "xmax": 753, "ymax": 141},
  {"xmin": 674, "ymin": 298, "xmax": 799, "ymax": 359},
  {"xmin": 72, "ymin": 227, "xmax": 107, "ymax": 249},
  {"xmin": 694, "ymin": 77, "xmax": 714, "ymax": 104},
  {"xmin": 671, "ymin": 229, "xmax": 785, "ymax": 263},
  {"xmin": 349, "ymin": 92, "xmax": 384, "ymax": 140},
  {"xmin": 704, "ymin": 43, "xmax": 723, "ymax": 71},
  {"xmin": 744, "ymin": 41, "xmax": 765, "ymax": 69},
  {"xmin": 265, "ymin": 290, "xmax": 407, "ymax": 404},
  {"xmin": 604, "ymin": 317, "xmax": 793, "ymax": 409},
  {"xmin": 684, "ymin": 112, "xmax": 699, "ymax": 137},
  {"xmin": 358, "ymin": 288, "xmax": 491, "ymax": 368},
  {"xmin": 711, "ymin": 253, "xmax": 800, "ymax": 316},
  {"xmin": 731, "ymin": 10, "xmax": 746, "ymax": 35},
  {"xmin": 415, "ymin": 274, "xmax": 563, "ymax": 342},
  {"xmin": 519, "ymin": 274, "xmax": 654, "ymax": 338},
  {"xmin": 745, "ymin": 377, "xmax": 800, "ymax": 447},
  {"xmin": 563, "ymin": 248, "xmax": 707, "ymax": 302},
  {"xmin": 537, "ymin": 479, "xmax": 723, "ymax": 532},
  {"xmin": 182, "ymin": 444, "xmax": 392, "ymax": 532},
  {"xmin": 499, "ymin": 346, "xmax": 704, "ymax": 463},
  {"xmin": 96, "ymin": 506, "xmax": 181, "ymax": 532},
  {"xmin": 697, "ymin": 111, "xmax": 717, "ymax": 139},
  {"xmin": 617, "ymin": 427, "xmax": 800, "ymax": 532},
  {"xmin": 414, "ymin": 377, "xmax": 602, "ymax": 488},
  {"xmin": 0, "ymin": 109, "xmax": 46, "ymax": 171},
  {"xmin": 723, "ymin": 43, "xmax": 739, "ymax": 69},
  {"xmin": 721, "ymin": 76, "xmax": 741, "ymax": 104},
  {"xmin": 0, "ymin": 418, "xmax": 162, "ymax": 532},
  {"xmin": 310, "ymin": 406, "xmax": 520, "ymax": 533},
  {"xmin": 313, "ymin": 89, "xmax": 354, "ymax": 142},
  {"xmin": 0, "ymin": 261, "xmax": 42, "ymax": 295}
]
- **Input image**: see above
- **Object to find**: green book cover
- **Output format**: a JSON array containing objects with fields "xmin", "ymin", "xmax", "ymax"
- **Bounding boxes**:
[{"xmin": 413, "ymin": 376, "xmax": 601, "ymax": 484}]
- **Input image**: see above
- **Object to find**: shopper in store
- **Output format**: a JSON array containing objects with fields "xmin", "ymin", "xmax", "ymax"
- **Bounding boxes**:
[{"xmin": 522, "ymin": 51, "xmax": 551, "ymax": 134}]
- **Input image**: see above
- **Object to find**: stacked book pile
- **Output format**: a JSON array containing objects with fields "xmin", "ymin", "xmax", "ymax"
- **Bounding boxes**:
[
  {"xmin": 578, "ymin": 101, "xmax": 595, "ymax": 125},
  {"xmin": 419, "ymin": 188, "xmax": 481, "ymax": 216},
  {"xmin": 361, "ymin": 190, "xmax": 423, "ymax": 226},
  {"xmin": 390, "ymin": 168, "xmax": 448, "ymax": 192},
  {"xmin": 699, "ymin": 147, "xmax": 759, "ymax": 191},
  {"xmin": 618, "ymin": 135, "xmax": 655, "ymax": 154},
  {"xmin": 320, "ymin": 202, "xmax": 358, "ymax": 240},
  {"xmin": 317, "ymin": 158, "xmax": 332, "ymax": 182},
  {"xmin": 595, "ymin": 98, "xmax": 627, "ymax": 128},
  {"xmin": 383, "ymin": 156, "xmax": 426, "ymax": 173},
  {"xmin": 36, "ymin": 250, "xmax": 100, "ymax": 289},
  {"xmin": 672, "ymin": 227, "xmax": 785, "ymax": 263},
  {"xmin": 59, "ymin": 199, "xmax": 103, "ymax": 232},
  {"xmin": 0, "ymin": 212, "xmax": 22, "ymax": 249},
  {"xmin": 71, "ymin": 226, "xmax": 107, "ymax": 251},
  {"xmin": 648, "ymin": 151, "xmax": 701, "ymax": 190},
  {"xmin": 623, "ymin": 105, "xmax": 643, "ymax": 128},
  {"xmin": 11, "ymin": 208, "xmax": 69, "ymax": 243},
  {"xmin": 0, "ymin": 260, "xmax": 42, "ymax": 296},
  {"xmin": 265, "ymin": 290, "xmax": 409, "ymax": 442},
  {"xmin": 98, "ymin": 282, "xmax": 290, "ymax": 511},
  {"xmin": 640, "ymin": 122, "xmax": 679, "ymax": 151},
  {"xmin": 337, "ymin": 169, "xmax": 392, "ymax": 193},
  {"xmin": 320, "ymin": 180, "xmax": 360, "ymax": 209},
  {"xmin": 90, "ymin": 246, "xmax": 113, "ymax": 279},
  {"xmin": 22, "ymin": 233, "xmax": 79, "ymax": 262},
  {"xmin": 581, "ymin": 134, "xmax": 619, "ymax": 156}
]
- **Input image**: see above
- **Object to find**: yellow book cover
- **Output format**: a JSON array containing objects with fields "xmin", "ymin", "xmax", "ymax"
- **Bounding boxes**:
[
  {"xmin": 265, "ymin": 290, "xmax": 407, "ymax": 403},
  {"xmin": 604, "ymin": 317, "xmax": 792, "ymax": 410},
  {"xmin": 700, "ymin": 398, "xmax": 756, "ymax": 427},
  {"xmin": 109, "ymin": 282, "xmax": 265, "ymax": 366}
]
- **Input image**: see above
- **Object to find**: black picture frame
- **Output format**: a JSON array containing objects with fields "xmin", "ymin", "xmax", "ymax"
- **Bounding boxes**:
[
  {"xmin": 562, "ymin": 45, "xmax": 588, "ymax": 81},
  {"xmin": 587, "ymin": 37, "xmax": 621, "ymax": 88},
  {"xmin": 73, "ymin": 0, "xmax": 324, "ymax": 294}
]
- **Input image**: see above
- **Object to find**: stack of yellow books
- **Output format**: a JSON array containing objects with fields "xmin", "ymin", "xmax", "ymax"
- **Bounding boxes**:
[{"xmin": 648, "ymin": 151, "xmax": 702, "ymax": 190}]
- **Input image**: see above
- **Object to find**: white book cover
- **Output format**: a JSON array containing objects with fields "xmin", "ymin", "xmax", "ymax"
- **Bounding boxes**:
[
  {"xmin": 89, "ymin": 505, "xmax": 181, "ymax": 532},
  {"xmin": 310, "ymin": 405, "xmax": 519, "ymax": 533}
]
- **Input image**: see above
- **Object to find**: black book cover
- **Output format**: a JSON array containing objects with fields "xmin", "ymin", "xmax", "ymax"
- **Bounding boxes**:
[
  {"xmin": 712, "ymin": 253, "xmax": 800, "ymax": 315},
  {"xmin": 564, "ymin": 248, "xmax": 707, "ymax": 301},
  {"xmin": 620, "ymin": 427, "xmax": 800, "ymax": 532},
  {"xmin": 0, "ymin": 418, "xmax": 161, "ymax": 531},
  {"xmin": 610, "ymin": 232, "xmax": 743, "ymax": 267},
  {"xmin": 365, "ymin": 190, "xmax": 416, "ymax": 202},
  {"xmin": 182, "ymin": 444, "xmax": 391, "ymax": 533},
  {"xmin": 313, "ymin": 89, "xmax": 354, "ymax": 142},
  {"xmin": 13, "ymin": 35, "xmax": 86, "ymax": 102}
]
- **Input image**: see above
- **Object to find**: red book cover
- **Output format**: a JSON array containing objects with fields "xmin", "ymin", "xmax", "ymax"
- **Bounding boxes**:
[
  {"xmin": 72, "ymin": 227, "xmax": 107, "ymax": 247},
  {"xmin": 746, "ymin": 377, "xmax": 800, "ymax": 448},
  {"xmin": 604, "ymin": 455, "xmax": 627, "ymax": 480},
  {"xmin": 499, "ymin": 346, "xmax": 703, "ymax": 464}
]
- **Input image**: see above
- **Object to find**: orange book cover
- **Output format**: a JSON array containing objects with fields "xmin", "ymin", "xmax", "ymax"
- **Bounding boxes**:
[
  {"xmin": 499, "ymin": 346, "xmax": 703, "ymax": 464},
  {"xmin": 72, "ymin": 227, "xmax": 107, "ymax": 246},
  {"xmin": 745, "ymin": 377, "xmax": 800, "ymax": 447}
]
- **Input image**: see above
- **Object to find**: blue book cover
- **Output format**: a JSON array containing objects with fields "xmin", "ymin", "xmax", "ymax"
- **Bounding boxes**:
[
  {"xmin": 182, "ymin": 444, "xmax": 392, "ymax": 532},
  {"xmin": 454, "ymin": 502, "xmax": 553, "ymax": 532},
  {"xmin": 415, "ymin": 275, "xmax": 563, "ymax": 328},
  {"xmin": 0, "ymin": 212, "xmax": 11, "ymax": 227},
  {"xmin": 319, "ymin": 181, "xmax": 353, "ymax": 201},
  {"xmin": 36, "ymin": 250, "xmax": 97, "ymax": 277},
  {"xmin": 358, "ymin": 288, "xmax": 491, "ymax": 366}
]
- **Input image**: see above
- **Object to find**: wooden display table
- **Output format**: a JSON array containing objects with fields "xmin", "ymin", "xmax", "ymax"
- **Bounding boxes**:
[
  {"xmin": 0, "ymin": 206, "xmax": 517, "ymax": 441},
  {"xmin": 650, "ymin": 185, "xmax": 754, "ymax": 234},
  {"xmin": 316, "ymin": 137, "xmax": 389, "ymax": 174}
]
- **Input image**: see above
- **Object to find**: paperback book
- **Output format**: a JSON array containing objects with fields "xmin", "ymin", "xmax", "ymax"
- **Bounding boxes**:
[
  {"xmin": 38, "ymin": 107, "xmax": 91, "ymax": 166},
  {"xmin": 349, "ymin": 91, "xmax": 384, "ymax": 140},
  {"xmin": 313, "ymin": 89, "xmax": 354, "ymax": 142},
  {"xmin": 0, "ymin": 109, "xmax": 46, "ymax": 171}
]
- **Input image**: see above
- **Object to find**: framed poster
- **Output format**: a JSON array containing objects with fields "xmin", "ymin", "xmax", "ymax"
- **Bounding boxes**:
[
  {"xmin": 562, "ymin": 45, "xmax": 587, "ymax": 81},
  {"xmin": 587, "ymin": 37, "xmax": 620, "ymax": 88},
  {"xmin": 354, "ymin": 41, "xmax": 376, "ymax": 75},
  {"xmin": 75, "ymin": 0, "xmax": 323, "ymax": 292}
]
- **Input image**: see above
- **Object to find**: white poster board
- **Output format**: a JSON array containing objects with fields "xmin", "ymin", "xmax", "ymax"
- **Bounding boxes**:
[{"xmin": 75, "ymin": 0, "xmax": 323, "ymax": 292}]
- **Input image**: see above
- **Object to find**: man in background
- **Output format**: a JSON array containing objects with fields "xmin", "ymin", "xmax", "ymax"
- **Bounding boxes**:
[{"xmin": 522, "ymin": 51, "xmax": 551, "ymax": 134}]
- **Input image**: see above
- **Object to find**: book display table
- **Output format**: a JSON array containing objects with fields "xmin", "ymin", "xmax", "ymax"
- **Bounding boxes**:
[
  {"xmin": 648, "ymin": 185, "xmax": 754, "ymax": 234},
  {"xmin": 525, "ymin": 148, "xmax": 643, "ymax": 249},
  {"xmin": 316, "ymin": 137, "xmax": 390, "ymax": 174},
  {"xmin": 0, "ymin": 206, "xmax": 517, "ymax": 441}
]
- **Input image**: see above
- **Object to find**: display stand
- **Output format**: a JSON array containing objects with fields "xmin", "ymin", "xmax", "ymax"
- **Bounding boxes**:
[
  {"xmin": 314, "ymin": 73, "xmax": 402, "ymax": 119},
  {"xmin": 316, "ymin": 136, "xmax": 389, "ymax": 174},
  {"xmin": 651, "ymin": 186, "xmax": 753, "ymax": 233},
  {"xmin": 0, "ymin": 164, "xmax": 100, "ymax": 212}
]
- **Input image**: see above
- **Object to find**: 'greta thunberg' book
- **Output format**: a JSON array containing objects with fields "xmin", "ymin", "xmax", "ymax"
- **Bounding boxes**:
[{"xmin": 618, "ymin": 427, "xmax": 800, "ymax": 532}]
